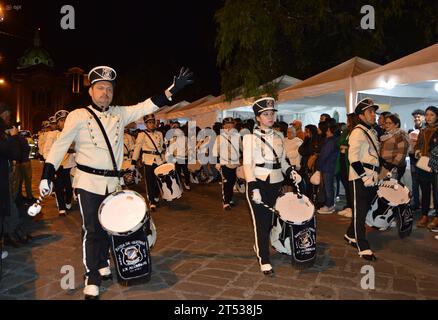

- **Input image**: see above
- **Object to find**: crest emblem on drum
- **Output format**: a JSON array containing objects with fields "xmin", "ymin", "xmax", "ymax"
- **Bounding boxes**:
[
  {"xmin": 295, "ymin": 228, "xmax": 314, "ymax": 250},
  {"xmin": 123, "ymin": 245, "xmax": 143, "ymax": 266}
]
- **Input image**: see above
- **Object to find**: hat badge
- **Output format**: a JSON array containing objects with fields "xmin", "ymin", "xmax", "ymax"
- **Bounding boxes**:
[
  {"xmin": 266, "ymin": 99, "xmax": 274, "ymax": 108},
  {"xmin": 101, "ymin": 68, "xmax": 113, "ymax": 80}
]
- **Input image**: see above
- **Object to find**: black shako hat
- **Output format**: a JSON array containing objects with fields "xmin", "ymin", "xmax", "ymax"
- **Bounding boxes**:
[
  {"xmin": 252, "ymin": 97, "xmax": 277, "ymax": 116},
  {"xmin": 222, "ymin": 117, "xmax": 235, "ymax": 125},
  {"xmin": 355, "ymin": 98, "xmax": 379, "ymax": 115},
  {"xmin": 88, "ymin": 66, "xmax": 117, "ymax": 85}
]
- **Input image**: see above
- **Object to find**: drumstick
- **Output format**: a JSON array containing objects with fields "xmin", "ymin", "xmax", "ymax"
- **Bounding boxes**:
[{"xmin": 142, "ymin": 165, "xmax": 152, "ymax": 214}]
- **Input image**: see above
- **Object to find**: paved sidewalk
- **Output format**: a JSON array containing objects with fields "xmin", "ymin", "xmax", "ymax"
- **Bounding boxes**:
[{"xmin": 0, "ymin": 160, "xmax": 437, "ymax": 300}]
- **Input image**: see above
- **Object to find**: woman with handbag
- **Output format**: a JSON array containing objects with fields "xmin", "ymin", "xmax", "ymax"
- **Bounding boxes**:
[
  {"xmin": 379, "ymin": 114, "xmax": 409, "ymax": 181},
  {"xmin": 298, "ymin": 124, "xmax": 320, "ymax": 201},
  {"xmin": 414, "ymin": 106, "xmax": 438, "ymax": 229}
]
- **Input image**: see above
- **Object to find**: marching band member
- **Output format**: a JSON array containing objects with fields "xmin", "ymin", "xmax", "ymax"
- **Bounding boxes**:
[
  {"xmin": 165, "ymin": 121, "xmax": 191, "ymax": 190},
  {"xmin": 243, "ymin": 98, "xmax": 300, "ymax": 275},
  {"xmin": 39, "ymin": 66, "xmax": 193, "ymax": 299},
  {"xmin": 131, "ymin": 113, "xmax": 165, "ymax": 210},
  {"xmin": 37, "ymin": 121, "xmax": 50, "ymax": 161},
  {"xmin": 213, "ymin": 117, "xmax": 242, "ymax": 210},
  {"xmin": 48, "ymin": 110, "xmax": 76, "ymax": 216},
  {"xmin": 121, "ymin": 122, "xmax": 136, "ymax": 173},
  {"xmin": 344, "ymin": 98, "xmax": 380, "ymax": 261}
]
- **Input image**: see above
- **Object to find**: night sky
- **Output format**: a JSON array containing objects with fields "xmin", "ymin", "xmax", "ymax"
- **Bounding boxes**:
[{"xmin": 1, "ymin": 0, "xmax": 223, "ymax": 102}]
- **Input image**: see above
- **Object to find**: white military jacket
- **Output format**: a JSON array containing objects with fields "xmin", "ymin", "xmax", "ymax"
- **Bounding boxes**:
[
  {"xmin": 243, "ymin": 128, "xmax": 290, "ymax": 184},
  {"xmin": 42, "ymin": 130, "xmax": 58, "ymax": 160},
  {"xmin": 132, "ymin": 130, "xmax": 164, "ymax": 166},
  {"xmin": 122, "ymin": 132, "xmax": 136, "ymax": 170},
  {"xmin": 213, "ymin": 129, "xmax": 242, "ymax": 169},
  {"xmin": 348, "ymin": 123, "xmax": 380, "ymax": 181},
  {"xmin": 45, "ymin": 100, "xmax": 160, "ymax": 195},
  {"xmin": 165, "ymin": 128, "xmax": 187, "ymax": 163}
]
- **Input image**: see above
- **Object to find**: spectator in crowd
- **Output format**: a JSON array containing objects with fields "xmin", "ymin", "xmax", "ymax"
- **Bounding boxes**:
[
  {"xmin": 379, "ymin": 114, "xmax": 409, "ymax": 181},
  {"xmin": 408, "ymin": 109, "xmax": 425, "ymax": 211},
  {"xmin": 320, "ymin": 113, "xmax": 331, "ymax": 123},
  {"xmin": 376, "ymin": 111, "xmax": 391, "ymax": 138},
  {"xmin": 298, "ymin": 124, "xmax": 321, "ymax": 200},
  {"xmin": 291, "ymin": 120, "xmax": 305, "ymax": 141},
  {"xmin": 415, "ymin": 106, "xmax": 438, "ymax": 229},
  {"xmin": 0, "ymin": 103, "xmax": 21, "ymax": 256},
  {"xmin": 15, "ymin": 131, "xmax": 36, "ymax": 204},
  {"xmin": 316, "ymin": 119, "xmax": 340, "ymax": 214},
  {"xmin": 284, "ymin": 126, "xmax": 303, "ymax": 169}
]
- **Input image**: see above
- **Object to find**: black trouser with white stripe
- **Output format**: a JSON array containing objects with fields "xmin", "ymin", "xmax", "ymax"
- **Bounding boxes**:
[
  {"xmin": 176, "ymin": 163, "xmax": 190, "ymax": 186},
  {"xmin": 143, "ymin": 164, "xmax": 160, "ymax": 205},
  {"xmin": 346, "ymin": 179, "xmax": 377, "ymax": 252},
  {"xmin": 221, "ymin": 166, "xmax": 237, "ymax": 205},
  {"xmin": 54, "ymin": 167, "xmax": 73, "ymax": 211},
  {"xmin": 76, "ymin": 188, "xmax": 110, "ymax": 287},
  {"xmin": 246, "ymin": 179, "xmax": 282, "ymax": 266}
]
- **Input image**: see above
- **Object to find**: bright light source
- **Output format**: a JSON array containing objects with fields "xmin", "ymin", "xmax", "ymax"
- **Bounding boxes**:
[
  {"xmin": 0, "ymin": 78, "xmax": 5, "ymax": 85},
  {"xmin": 435, "ymin": 83, "xmax": 438, "ymax": 92},
  {"xmin": 383, "ymin": 80, "xmax": 396, "ymax": 90}
]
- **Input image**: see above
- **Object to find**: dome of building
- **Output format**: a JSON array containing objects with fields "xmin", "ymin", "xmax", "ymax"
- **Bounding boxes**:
[{"xmin": 17, "ymin": 29, "xmax": 54, "ymax": 69}]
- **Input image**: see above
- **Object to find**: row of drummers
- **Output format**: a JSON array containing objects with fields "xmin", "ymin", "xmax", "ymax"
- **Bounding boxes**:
[{"xmin": 37, "ymin": 111, "xmax": 246, "ymax": 214}]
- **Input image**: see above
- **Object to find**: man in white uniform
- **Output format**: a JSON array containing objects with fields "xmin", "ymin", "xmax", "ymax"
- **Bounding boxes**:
[{"xmin": 39, "ymin": 66, "xmax": 193, "ymax": 299}]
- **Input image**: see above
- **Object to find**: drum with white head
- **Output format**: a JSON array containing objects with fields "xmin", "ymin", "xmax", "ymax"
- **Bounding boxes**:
[
  {"xmin": 270, "ymin": 192, "xmax": 316, "ymax": 266},
  {"xmin": 366, "ymin": 179, "xmax": 410, "ymax": 230},
  {"xmin": 154, "ymin": 163, "xmax": 182, "ymax": 201},
  {"xmin": 99, "ymin": 190, "xmax": 147, "ymax": 236}
]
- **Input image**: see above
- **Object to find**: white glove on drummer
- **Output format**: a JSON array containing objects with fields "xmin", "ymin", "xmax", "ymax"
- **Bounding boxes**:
[
  {"xmin": 290, "ymin": 170, "xmax": 302, "ymax": 184},
  {"xmin": 361, "ymin": 172, "xmax": 378, "ymax": 187},
  {"xmin": 252, "ymin": 189, "xmax": 262, "ymax": 204},
  {"xmin": 39, "ymin": 179, "xmax": 53, "ymax": 197}
]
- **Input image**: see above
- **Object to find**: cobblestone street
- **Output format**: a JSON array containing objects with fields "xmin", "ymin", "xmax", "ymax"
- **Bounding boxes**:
[{"xmin": 0, "ymin": 160, "xmax": 437, "ymax": 300}]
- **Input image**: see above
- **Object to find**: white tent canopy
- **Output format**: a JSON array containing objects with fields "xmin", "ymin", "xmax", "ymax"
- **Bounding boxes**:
[
  {"xmin": 167, "ymin": 75, "xmax": 301, "ymax": 121},
  {"xmin": 354, "ymin": 43, "xmax": 438, "ymax": 129},
  {"xmin": 277, "ymin": 57, "xmax": 381, "ymax": 114}
]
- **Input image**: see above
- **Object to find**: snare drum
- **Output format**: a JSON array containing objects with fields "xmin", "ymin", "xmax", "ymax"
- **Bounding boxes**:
[
  {"xmin": 366, "ymin": 179, "xmax": 410, "ymax": 230},
  {"xmin": 99, "ymin": 190, "xmax": 147, "ymax": 236},
  {"xmin": 154, "ymin": 163, "xmax": 183, "ymax": 201},
  {"xmin": 270, "ymin": 192, "xmax": 316, "ymax": 266}
]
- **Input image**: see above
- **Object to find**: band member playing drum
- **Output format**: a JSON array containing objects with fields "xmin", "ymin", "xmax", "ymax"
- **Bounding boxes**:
[
  {"xmin": 131, "ymin": 114, "xmax": 165, "ymax": 210},
  {"xmin": 39, "ymin": 66, "xmax": 193, "ymax": 299},
  {"xmin": 344, "ymin": 98, "xmax": 380, "ymax": 261},
  {"xmin": 166, "ymin": 121, "xmax": 191, "ymax": 190},
  {"xmin": 243, "ymin": 97, "xmax": 300, "ymax": 275},
  {"xmin": 213, "ymin": 117, "xmax": 242, "ymax": 210}
]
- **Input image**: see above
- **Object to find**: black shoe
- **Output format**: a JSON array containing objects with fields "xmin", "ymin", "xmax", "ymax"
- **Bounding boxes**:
[{"xmin": 84, "ymin": 294, "xmax": 100, "ymax": 300}]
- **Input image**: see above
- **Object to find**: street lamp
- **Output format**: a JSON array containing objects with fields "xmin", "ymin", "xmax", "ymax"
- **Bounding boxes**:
[
  {"xmin": 0, "ymin": 78, "xmax": 5, "ymax": 85},
  {"xmin": 0, "ymin": 4, "xmax": 4, "ymax": 22}
]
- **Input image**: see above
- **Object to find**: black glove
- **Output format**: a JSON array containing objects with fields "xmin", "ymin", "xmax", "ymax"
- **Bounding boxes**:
[{"xmin": 168, "ymin": 67, "xmax": 194, "ymax": 95}]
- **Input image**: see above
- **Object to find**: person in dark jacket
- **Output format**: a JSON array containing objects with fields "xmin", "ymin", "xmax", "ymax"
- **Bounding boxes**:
[
  {"xmin": 15, "ymin": 132, "xmax": 36, "ymax": 203},
  {"xmin": 298, "ymin": 124, "xmax": 321, "ymax": 200},
  {"xmin": 0, "ymin": 103, "xmax": 21, "ymax": 256},
  {"xmin": 316, "ymin": 119, "xmax": 340, "ymax": 214}
]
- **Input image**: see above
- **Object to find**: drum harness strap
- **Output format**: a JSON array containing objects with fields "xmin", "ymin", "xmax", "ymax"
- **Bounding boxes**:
[
  {"xmin": 82, "ymin": 107, "xmax": 123, "ymax": 190},
  {"xmin": 356, "ymin": 126, "xmax": 381, "ymax": 173},
  {"xmin": 143, "ymin": 130, "xmax": 164, "ymax": 161},
  {"xmin": 253, "ymin": 133, "xmax": 281, "ymax": 170}
]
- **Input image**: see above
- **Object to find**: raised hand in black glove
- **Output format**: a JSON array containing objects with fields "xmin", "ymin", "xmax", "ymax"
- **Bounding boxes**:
[{"xmin": 167, "ymin": 67, "xmax": 194, "ymax": 95}]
